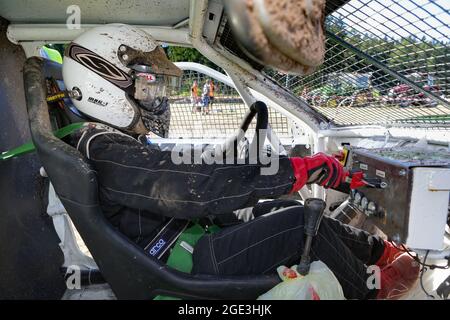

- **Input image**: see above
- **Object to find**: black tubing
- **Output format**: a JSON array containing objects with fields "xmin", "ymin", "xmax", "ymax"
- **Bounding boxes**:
[
  {"xmin": 226, "ymin": 101, "xmax": 268, "ymax": 162},
  {"xmin": 61, "ymin": 267, "xmax": 106, "ymax": 286},
  {"xmin": 239, "ymin": 101, "xmax": 269, "ymax": 133}
]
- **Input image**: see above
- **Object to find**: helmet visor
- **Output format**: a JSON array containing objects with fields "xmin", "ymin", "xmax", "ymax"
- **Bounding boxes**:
[
  {"xmin": 132, "ymin": 69, "xmax": 181, "ymax": 103},
  {"xmin": 118, "ymin": 44, "xmax": 182, "ymax": 104}
]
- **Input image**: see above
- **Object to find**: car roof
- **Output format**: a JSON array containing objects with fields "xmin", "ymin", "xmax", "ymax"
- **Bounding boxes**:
[{"xmin": 0, "ymin": 0, "xmax": 189, "ymax": 26}]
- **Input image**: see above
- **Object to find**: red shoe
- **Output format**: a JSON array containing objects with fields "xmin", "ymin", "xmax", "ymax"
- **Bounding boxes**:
[
  {"xmin": 377, "ymin": 253, "xmax": 420, "ymax": 300},
  {"xmin": 375, "ymin": 240, "xmax": 404, "ymax": 268}
]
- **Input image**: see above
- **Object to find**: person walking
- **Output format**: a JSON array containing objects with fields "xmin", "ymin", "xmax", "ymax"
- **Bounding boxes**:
[
  {"xmin": 191, "ymin": 80, "xmax": 199, "ymax": 113},
  {"xmin": 201, "ymin": 80, "xmax": 210, "ymax": 115},
  {"xmin": 208, "ymin": 80, "xmax": 215, "ymax": 111}
]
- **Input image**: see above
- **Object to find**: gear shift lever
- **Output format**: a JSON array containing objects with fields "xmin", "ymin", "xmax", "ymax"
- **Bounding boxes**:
[{"xmin": 297, "ymin": 198, "xmax": 327, "ymax": 276}]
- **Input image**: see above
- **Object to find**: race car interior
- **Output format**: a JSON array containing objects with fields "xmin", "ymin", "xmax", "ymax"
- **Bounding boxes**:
[{"xmin": 0, "ymin": 0, "xmax": 449, "ymax": 300}]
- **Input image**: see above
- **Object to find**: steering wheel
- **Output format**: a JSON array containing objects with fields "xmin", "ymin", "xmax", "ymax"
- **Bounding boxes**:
[{"xmin": 223, "ymin": 101, "xmax": 269, "ymax": 162}]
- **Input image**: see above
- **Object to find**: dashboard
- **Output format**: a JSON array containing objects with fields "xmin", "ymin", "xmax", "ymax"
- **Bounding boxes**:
[{"xmin": 343, "ymin": 146, "xmax": 450, "ymax": 250}]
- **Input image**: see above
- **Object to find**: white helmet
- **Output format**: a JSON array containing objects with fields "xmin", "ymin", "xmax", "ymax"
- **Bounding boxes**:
[{"xmin": 62, "ymin": 23, "xmax": 182, "ymax": 136}]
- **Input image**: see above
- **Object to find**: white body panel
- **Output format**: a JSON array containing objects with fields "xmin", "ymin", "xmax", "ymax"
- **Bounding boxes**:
[
  {"xmin": 407, "ymin": 167, "xmax": 450, "ymax": 250},
  {"xmin": 0, "ymin": 0, "xmax": 189, "ymax": 26}
]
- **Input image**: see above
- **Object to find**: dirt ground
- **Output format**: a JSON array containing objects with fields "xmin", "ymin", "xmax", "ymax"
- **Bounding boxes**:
[{"xmin": 169, "ymin": 101, "xmax": 450, "ymax": 140}]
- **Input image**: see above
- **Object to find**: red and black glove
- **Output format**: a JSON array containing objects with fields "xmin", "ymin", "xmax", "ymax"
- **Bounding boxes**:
[{"xmin": 289, "ymin": 152, "xmax": 346, "ymax": 193}]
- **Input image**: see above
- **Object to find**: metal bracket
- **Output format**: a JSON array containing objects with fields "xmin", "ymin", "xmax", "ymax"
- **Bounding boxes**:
[{"xmin": 202, "ymin": 0, "xmax": 224, "ymax": 44}]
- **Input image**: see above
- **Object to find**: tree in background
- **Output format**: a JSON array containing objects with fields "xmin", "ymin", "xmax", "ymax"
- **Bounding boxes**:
[{"xmin": 166, "ymin": 46, "xmax": 223, "ymax": 72}]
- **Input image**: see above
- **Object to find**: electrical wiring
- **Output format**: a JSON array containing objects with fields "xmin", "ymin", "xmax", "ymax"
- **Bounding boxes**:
[
  {"xmin": 390, "ymin": 243, "xmax": 449, "ymax": 299},
  {"xmin": 389, "ymin": 243, "xmax": 450, "ymax": 270},
  {"xmin": 419, "ymin": 251, "xmax": 435, "ymax": 299}
]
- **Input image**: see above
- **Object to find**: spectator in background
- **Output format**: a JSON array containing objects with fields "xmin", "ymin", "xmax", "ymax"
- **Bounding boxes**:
[
  {"xmin": 202, "ymin": 80, "xmax": 210, "ymax": 115},
  {"xmin": 427, "ymin": 74, "xmax": 435, "ymax": 87},
  {"xmin": 191, "ymin": 80, "xmax": 199, "ymax": 113},
  {"xmin": 209, "ymin": 79, "xmax": 215, "ymax": 111}
]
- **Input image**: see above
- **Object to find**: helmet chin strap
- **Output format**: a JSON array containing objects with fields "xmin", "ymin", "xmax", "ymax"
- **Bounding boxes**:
[
  {"xmin": 138, "ymin": 97, "xmax": 170, "ymax": 138},
  {"xmin": 140, "ymin": 97, "xmax": 167, "ymax": 115}
]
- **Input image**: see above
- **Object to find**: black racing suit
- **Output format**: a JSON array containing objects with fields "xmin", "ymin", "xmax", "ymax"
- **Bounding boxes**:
[{"xmin": 70, "ymin": 123, "xmax": 385, "ymax": 299}]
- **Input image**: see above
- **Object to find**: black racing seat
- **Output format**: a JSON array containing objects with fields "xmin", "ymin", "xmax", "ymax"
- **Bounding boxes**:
[{"xmin": 23, "ymin": 57, "xmax": 280, "ymax": 299}]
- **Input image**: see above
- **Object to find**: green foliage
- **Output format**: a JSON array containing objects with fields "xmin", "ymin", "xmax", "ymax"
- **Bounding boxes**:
[
  {"xmin": 166, "ymin": 47, "xmax": 223, "ymax": 72},
  {"xmin": 294, "ymin": 15, "xmax": 450, "ymax": 96}
]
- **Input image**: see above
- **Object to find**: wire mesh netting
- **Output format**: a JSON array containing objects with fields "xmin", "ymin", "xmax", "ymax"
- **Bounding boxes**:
[
  {"xmin": 264, "ymin": 0, "xmax": 450, "ymax": 127},
  {"xmin": 168, "ymin": 70, "xmax": 292, "ymax": 139}
]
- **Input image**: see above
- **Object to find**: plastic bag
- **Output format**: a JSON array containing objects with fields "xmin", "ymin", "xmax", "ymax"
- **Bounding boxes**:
[{"xmin": 258, "ymin": 260, "xmax": 345, "ymax": 300}]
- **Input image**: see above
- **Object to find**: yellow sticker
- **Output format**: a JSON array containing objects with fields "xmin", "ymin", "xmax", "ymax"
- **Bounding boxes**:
[{"xmin": 339, "ymin": 149, "xmax": 349, "ymax": 166}]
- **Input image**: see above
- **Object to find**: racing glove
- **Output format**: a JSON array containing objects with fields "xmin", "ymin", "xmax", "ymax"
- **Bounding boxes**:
[{"xmin": 289, "ymin": 152, "xmax": 346, "ymax": 193}]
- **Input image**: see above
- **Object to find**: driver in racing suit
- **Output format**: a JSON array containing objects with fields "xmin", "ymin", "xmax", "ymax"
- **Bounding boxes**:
[{"xmin": 63, "ymin": 24, "xmax": 419, "ymax": 300}]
